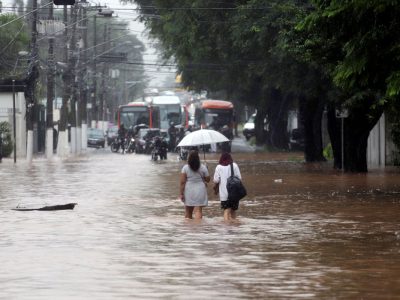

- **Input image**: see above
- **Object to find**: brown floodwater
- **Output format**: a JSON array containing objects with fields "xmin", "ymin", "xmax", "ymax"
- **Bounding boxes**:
[{"xmin": 0, "ymin": 150, "xmax": 399, "ymax": 299}]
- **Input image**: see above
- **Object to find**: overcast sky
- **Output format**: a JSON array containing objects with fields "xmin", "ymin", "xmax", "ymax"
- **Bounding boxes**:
[
  {"xmin": 97, "ymin": 0, "xmax": 176, "ymax": 87},
  {"xmin": 0, "ymin": 0, "xmax": 176, "ymax": 87}
]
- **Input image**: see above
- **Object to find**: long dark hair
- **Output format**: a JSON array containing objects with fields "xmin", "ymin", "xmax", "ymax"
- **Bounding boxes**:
[{"xmin": 188, "ymin": 150, "xmax": 200, "ymax": 171}]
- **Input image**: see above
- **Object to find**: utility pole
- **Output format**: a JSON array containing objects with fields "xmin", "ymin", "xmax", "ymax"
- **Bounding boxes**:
[
  {"xmin": 58, "ymin": 5, "xmax": 70, "ymax": 157},
  {"xmin": 46, "ymin": 0, "xmax": 55, "ymax": 159},
  {"xmin": 75, "ymin": 5, "xmax": 82, "ymax": 154},
  {"xmin": 91, "ymin": 14, "xmax": 97, "ymax": 128},
  {"xmin": 69, "ymin": 4, "xmax": 78, "ymax": 154},
  {"xmin": 26, "ymin": 0, "xmax": 39, "ymax": 162},
  {"xmin": 90, "ymin": 8, "xmax": 113, "ymax": 128},
  {"xmin": 80, "ymin": 2, "xmax": 88, "ymax": 150},
  {"xmin": 98, "ymin": 23, "xmax": 107, "ymax": 131}
]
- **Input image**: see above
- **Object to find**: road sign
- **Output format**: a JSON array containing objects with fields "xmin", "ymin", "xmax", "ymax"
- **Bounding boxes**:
[
  {"xmin": 97, "ymin": 52, "xmax": 127, "ymax": 63},
  {"xmin": 53, "ymin": 0, "xmax": 75, "ymax": 5},
  {"xmin": 335, "ymin": 108, "xmax": 349, "ymax": 118}
]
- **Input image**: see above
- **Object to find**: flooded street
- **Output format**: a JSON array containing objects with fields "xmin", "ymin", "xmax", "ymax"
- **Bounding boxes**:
[{"xmin": 1, "ymin": 149, "xmax": 400, "ymax": 299}]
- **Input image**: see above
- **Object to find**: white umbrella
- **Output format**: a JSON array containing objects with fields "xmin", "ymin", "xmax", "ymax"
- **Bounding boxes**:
[{"xmin": 177, "ymin": 129, "xmax": 229, "ymax": 160}]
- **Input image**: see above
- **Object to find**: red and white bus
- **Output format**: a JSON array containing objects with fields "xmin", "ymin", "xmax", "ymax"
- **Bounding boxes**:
[
  {"xmin": 117, "ymin": 101, "xmax": 160, "ymax": 129},
  {"xmin": 194, "ymin": 100, "xmax": 234, "ymax": 139},
  {"xmin": 151, "ymin": 95, "xmax": 182, "ymax": 130}
]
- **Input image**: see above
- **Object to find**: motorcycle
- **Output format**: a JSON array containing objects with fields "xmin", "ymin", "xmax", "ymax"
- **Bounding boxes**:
[
  {"xmin": 125, "ymin": 136, "xmax": 135, "ymax": 153},
  {"xmin": 110, "ymin": 136, "xmax": 126, "ymax": 153},
  {"xmin": 178, "ymin": 147, "xmax": 188, "ymax": 161},
  {"xmin": 151, "ymin": 136, "xmax": 168, "ymax": 161},
  {"xmin": 178, "ymin": 146, "xmax": 198, "ymax": 161}
]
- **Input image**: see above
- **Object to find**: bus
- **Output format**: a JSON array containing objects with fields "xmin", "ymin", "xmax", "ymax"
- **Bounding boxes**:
[
  {"xmin": 117, "ymin": 101, "xmax": 160, "ymax": 130},
  {"xmin": 194, "ymin": 99, "xmax": 234, "ymax": 139},
  {"xmin": 151, "ymin": 95, "xmax": 183, "ymax": 130}
]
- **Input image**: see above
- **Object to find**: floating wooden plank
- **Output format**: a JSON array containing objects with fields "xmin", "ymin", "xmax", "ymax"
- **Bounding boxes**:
[{"xmin": 12, "ymin": 203, "xmax": 77, "ymax": 211}]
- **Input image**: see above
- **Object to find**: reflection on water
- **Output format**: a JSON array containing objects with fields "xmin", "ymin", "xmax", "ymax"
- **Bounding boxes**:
[{"xmin": 1, "ymin": 151, "xmax": 400, "ymax": 299}]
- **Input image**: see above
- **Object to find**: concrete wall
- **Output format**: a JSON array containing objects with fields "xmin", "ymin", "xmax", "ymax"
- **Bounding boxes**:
[
  {"xmin": 367, "ymin": 114, "xmax": 385, "ymax": 167},
  {"xmin": 0, "ymin": 92, "xmax": 26, "ymax": 158}
]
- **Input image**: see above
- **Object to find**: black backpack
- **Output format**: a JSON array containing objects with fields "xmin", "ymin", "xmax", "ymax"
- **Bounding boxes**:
[{"xmin": 226, "ymin": 163, "xmax": 247, "ymax": 201}]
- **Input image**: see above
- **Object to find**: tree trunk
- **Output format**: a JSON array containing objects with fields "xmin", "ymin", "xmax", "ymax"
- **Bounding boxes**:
[
  {"xmin": 326, "ymin": 105, "xmax": 342, "ymax": 169},
  {"xmin": 266, "ymin": 89, "xmax": 289, "ymax": 150},
  {"xmin": 327, "ymin": 96, "xmax": 384, "ymax": 172},
  {"xmin": 299, "ymin": 95, "xmax": 326, "ymax": 162},
  {"xmin": 344, "ymin": 119, "xmax": 370, "ymax": 172}
]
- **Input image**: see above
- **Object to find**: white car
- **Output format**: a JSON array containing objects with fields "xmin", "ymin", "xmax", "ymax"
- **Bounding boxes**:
[{"xmin": 243, "ymin": 113, "xmax": 256, "ymax": 140}]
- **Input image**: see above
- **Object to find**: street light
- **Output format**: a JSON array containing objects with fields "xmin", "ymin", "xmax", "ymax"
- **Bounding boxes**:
[
  {"xmin": 90, "ymin": 8, "xmax": 115, "ymax": 127},
  {"xmin": 98, "ymin": 9, "xmax": 114, "ymax": 17},
  {"xmin": 12, "ymin": 51, "xmax": 29, "ymax": 75}
]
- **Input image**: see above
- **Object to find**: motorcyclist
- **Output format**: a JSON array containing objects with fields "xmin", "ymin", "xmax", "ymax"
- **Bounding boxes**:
[
  {"xmin": 151, "ymin": 135, "xmax": 167, "ymax": 160},
  {"xmin": 168, "ymin": 122, "xmax": 177, "ymax": 152},
  {"xmin": 117, "ymin": 124, "xmax": 127, "ymax": 152},
  {"xmin": 118, "ymin": 124, "xmax": 127, "ymax": 138},
  {"xmin": 160, "ymin": 136, "xmax": 168, "ymax": 159},
  {"xmin": 127, "ymin": 125, "xmax": 135, "ymax": 138},
  {"xmin": 177, "ymin": 126, "xmax": 185, "ymax": 144}
]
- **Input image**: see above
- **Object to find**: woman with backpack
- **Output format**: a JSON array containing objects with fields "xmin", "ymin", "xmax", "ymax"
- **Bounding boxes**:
[
  {"xmin": 213, "ymin": 152, "xmax": 243, "ymax": 221},
  {"xmin": 180, "ymin": 150, "xmax": 210, "ymax": 219}
]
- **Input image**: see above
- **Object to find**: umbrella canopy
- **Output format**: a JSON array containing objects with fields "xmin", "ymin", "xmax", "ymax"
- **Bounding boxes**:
[{"xmin": 177, "ymin": 129, "xmax": 229, "ymax": 147}]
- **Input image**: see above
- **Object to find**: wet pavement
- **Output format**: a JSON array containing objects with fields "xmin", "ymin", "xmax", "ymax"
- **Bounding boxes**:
[{"xmin": 1, "ymin": 141, "xmax": 400, "ymax": 299}]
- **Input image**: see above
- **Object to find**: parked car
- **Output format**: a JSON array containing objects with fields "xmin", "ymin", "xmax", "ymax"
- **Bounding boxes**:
[
  {"xmin": 87, "ymin": 128, "xmax": 105, "ymax": 148},
  {"xmin": 106, "ymin": 126, "xmax": 118, "ymax": 145},
  {"xmin": 288, "ymin": 128, "xmax": 304, "ymax": 151},
  {"xmin": 243, "ymin": 113, "xmax": 256, "ymax": 140}
]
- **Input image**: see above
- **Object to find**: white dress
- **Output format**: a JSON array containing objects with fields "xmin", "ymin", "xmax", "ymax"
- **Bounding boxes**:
[{"xmin": 181, "ymin": 164, "xmax": 209, "ymax": 206}]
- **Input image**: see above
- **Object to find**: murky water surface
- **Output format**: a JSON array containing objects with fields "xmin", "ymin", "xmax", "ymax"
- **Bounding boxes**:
[{"xmin": 1, "ymin": 150, "xmax": 400, "ymax": 299}]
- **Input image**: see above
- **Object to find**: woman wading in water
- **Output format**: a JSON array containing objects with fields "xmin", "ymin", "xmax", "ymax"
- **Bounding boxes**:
[{"xmin": 180, "ymin": 150, "xmax": 210, "ymax": 219}]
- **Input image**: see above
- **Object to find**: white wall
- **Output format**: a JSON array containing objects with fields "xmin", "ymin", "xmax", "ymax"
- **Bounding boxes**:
[
  {"xmin": 367, "ymin": 113, "xmax": 385, "ymax": 167},
  {"xmin": 0, "ymin": 92, "xmax": 26, "ymax": 158}
]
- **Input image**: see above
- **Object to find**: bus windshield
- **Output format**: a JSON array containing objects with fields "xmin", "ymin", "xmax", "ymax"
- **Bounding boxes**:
[
  {"xmin": 204, "ymin": 108, "xmax": 232, "ymax": 130},
  {"xmin": 158, "ymin": 104, "xmax": 181, "ymax": 129},
  {"xmin": 120, "ymin": 106, "xmax": 149, "ymax": 128}
]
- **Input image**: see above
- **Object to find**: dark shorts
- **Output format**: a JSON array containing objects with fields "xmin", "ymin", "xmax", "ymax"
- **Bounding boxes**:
[{"xmin": 221, "ymin": 199, "xmax": 239, "ymax": 211}]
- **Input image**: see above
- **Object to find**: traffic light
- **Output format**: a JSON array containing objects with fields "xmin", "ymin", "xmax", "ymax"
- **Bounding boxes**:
[{"xmin": 53, "ymin": 0, "xmax": 75, "ymax": 5}]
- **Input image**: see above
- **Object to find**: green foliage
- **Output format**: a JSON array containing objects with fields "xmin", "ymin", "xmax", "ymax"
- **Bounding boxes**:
[
  {"xmin": 386, "ymin": 72, "xmax": 400, "ymax": 97},
  {"xmin": 133, "ymin": 0, "xmax": 317, "ymax": 103},
  {"xmin": 131, "ymin": 0, "xmax": 400, "ymax": 169},
  {"xmin": 323, "ymin": 143, "xmax": 333, "ymax": 160},
  {"xmin": 299, "ymin": 1, "xmax": 400, "ymax": 98},
  {"xmin": 0, "ymin": 122, "xmax": 14, "ymax": 157},
  {"xmin": 0, "ymin": 14, "xmax": 29, "ymax": 79}
]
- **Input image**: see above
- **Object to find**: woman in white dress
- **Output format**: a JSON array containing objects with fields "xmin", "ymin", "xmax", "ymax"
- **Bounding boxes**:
[{"xmin": 180, "ymin": 150, "xmax": 210, "ymax": 219}]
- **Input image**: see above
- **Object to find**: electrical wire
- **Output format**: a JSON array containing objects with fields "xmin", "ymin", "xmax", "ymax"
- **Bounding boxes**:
[
  {"xmin": 0, "ymin": 23, "xmax": 26, "ymax": 55},
  {"xmin": 0, "ymin": 1, "xmax": 52, "ymax": 29}
]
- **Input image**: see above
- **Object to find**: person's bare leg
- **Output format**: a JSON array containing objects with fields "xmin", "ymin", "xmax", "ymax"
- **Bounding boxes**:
[
  {"xmin": 194, "ymin": 206, "xmax": 203, "ymax": 219},
  {"xmin": 231, "ymin": 210, "xmax": 237, "ymax": 219},
  {"xmin": 185, "ymin": 206, "xmax": 194, "ymax": 219},
  {"xmin": 224, "ymin": 208, "xmax": 232, "ymax": 221}
]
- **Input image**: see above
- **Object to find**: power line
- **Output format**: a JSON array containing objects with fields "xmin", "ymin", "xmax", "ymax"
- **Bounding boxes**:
[
  {"xmin": 0, "ymin": 1, "xmax": 52, "ymax": 29},
  {"xmin": 0, "ymin": 23, "xmax": 26, "ymax": 55},
  {"xmin": 105, "ymin": 6, "xmax": 271, "ymax": 11}
]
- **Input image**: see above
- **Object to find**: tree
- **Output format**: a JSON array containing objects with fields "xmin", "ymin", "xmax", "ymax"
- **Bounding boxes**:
[
  {"xmin": 0, "ymin": 14, "xmax": 29, "ymax": 79},
  {"xmin": 0, "ymin": 122, "xmax": 14, "ymax": 157},
  {"xmin": 133, "ymin": 0, "xmax": 305, "ymax": 150},
  {"xmin": 297, "ymin": 0, "xmax": 400, "ymax": 171}
]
